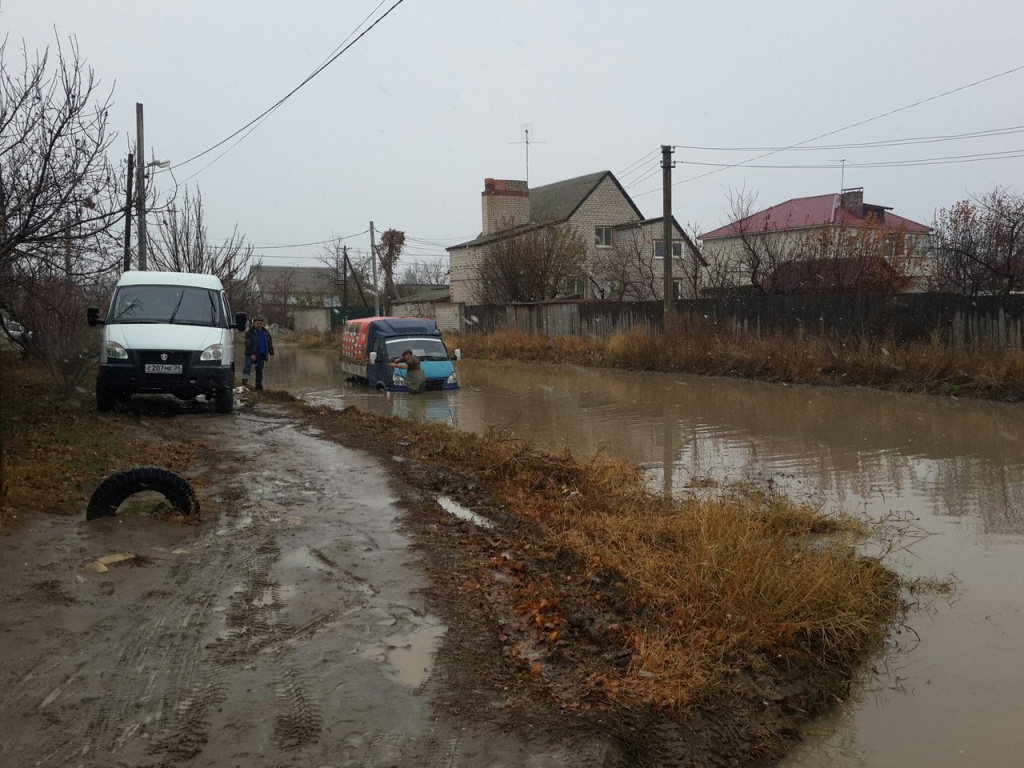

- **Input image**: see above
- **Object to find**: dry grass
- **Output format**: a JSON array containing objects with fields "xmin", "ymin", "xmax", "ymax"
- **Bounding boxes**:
[
  {"xmin": 0, "ymin": 354, "xmax": 204, "ymax": 525},
  {"xmin": 446, "ymin": 327, "xmax": 1024, "ymax": 400},
  {"xmin": 297, "ymin": 401, "xmax": 905, "ymax": 712}
]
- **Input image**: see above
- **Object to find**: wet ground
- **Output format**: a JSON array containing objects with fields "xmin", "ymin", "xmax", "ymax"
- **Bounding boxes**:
[
  {"xmin": 3, "ymin": 345, "xmax": 1022, "ymax": 766},
  {"xmin": 270, "ymin": 346, "xmax": 1024, "ymax": 768},
  {"xmin": 0, "ymin": 402, "xmax": 617, "ymax": 767}
]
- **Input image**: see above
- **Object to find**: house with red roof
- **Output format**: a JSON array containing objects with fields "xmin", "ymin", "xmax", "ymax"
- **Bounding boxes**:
[{"xmin": 699, "ymin": 188, "xmax": 932, "ymax": 294}]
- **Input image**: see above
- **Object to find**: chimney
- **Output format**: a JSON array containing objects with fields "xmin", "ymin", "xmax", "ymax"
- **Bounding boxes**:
[
  {"xmin": 481, "ymin": 178, "xmax": 529, "ymax": 235},
  {"xmin": 840, "ymin": 187, "xmax": 864, "ymax": 217}
]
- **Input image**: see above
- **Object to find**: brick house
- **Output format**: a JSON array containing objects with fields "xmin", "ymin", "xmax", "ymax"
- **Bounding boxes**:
[
  {"xmin": 700, "ymin": 188, "xmax": 933, "ymax": 293},
  {"xmin": 447, "ymin": 172, "xmax": 701, "ymax": 303}
]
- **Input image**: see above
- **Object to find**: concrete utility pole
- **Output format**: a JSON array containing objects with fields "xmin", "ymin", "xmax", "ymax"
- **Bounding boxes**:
[
  {"xmin": 662, "ymin": 144, "xmax": 674, "ymax": 316},
  {"xmin": 135, "ymin": 103, "xmax": 147, "ymax": 271},
  {"xmin": 369, "ymin": 221, "xmax": 379, "ymax": 315}
]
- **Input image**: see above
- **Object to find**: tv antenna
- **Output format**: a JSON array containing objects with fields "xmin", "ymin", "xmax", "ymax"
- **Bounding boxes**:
[
  {"xmin": 834, "ymin": 158, "xmax": 847, "ymax": 192},
  {"xmin": 509, "ymin": 123, "xmax": 546, "ymax": 184}
]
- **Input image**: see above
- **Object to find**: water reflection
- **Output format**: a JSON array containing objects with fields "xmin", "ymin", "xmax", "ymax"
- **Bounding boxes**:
[{"xmin": 264, "ymin": 344, "xmax": 1024, "ymax": 767}]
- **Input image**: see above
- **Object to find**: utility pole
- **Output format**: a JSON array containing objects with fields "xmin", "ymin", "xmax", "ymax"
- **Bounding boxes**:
[
  {"xmin": 662, "ymin": 144, "xmax": 674, "ymax": 317},
  {"xmin": 341, "ymin": 244, "xmax": 349, "ymax": 323},
  {"xmin": 135, "ymin": 103, "xmax": 147, "ymax": 271},
  {"xmin": 123, "ymin": 153, "xmax": 134, "ymax": 272},
  {"xmin": 370, "ymin": 221, "xmax": 379, "ymax": 315}
]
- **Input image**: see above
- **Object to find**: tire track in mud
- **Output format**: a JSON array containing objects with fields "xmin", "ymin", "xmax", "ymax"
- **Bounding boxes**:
[
  {"xmin": 272, "ymin": 667, "xmax": 324, "ymax": 750},
  {"xmin": 3, "ymin": 407, "xmax": 632, "ymax": 767},
  {"xmin": 16, "ymin": 529, "xmax": 237, "ymax": 767}
]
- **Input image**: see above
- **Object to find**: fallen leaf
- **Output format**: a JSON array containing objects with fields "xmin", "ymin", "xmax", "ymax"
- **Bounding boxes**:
[{"xmin": 97, "ymin": 553, "xmax": 135, "ymax": 566}]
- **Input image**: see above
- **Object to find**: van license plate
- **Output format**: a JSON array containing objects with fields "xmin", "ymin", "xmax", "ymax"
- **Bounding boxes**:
[{"xmin": 145, "ymin": 364, "xmax": 183, "ymax": 374}]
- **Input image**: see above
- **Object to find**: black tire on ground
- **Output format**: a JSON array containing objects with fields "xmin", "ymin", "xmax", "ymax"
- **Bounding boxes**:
[
  {"xmin": 86, "ymin": 466, "xmax": 200, "ymax": 521},
  {"xmin": 96, "ymin": 385, "xmax": 117, "ymax": 413},
  {"xmin": 214, "ymin": 386, "xmax": 234, "ymax": 414}
]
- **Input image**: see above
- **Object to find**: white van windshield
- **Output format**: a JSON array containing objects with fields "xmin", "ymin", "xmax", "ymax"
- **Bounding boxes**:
[
  {"xmin": 385, "ymin": 337, "xmax": 450, "ymax": 362},
  {"xmin": 111, "ymin": 285, "xmax": 224, "ymax": 326}
]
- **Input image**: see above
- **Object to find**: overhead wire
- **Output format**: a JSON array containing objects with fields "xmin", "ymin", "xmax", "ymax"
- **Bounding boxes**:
[
  {"xmin": 631, "ymin": 61, "xmax": 1024, "ymax": 197},
  {"xmin": 616, "ymin": 147, "xmax": 661, "ymax": 179},
  {"xmin": 172, "ymin": 0, "xmax": 407, "ymax": 174},
  {"xmin": 671, "ymin": 125, "xmax": 1024, "ymax": 153},
  {"xmin": 672, "ymin": 147, "xmax": 1024, "ymax": 170}
]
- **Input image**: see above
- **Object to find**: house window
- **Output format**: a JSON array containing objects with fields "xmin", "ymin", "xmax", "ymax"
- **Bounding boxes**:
[
  {"xmin": 672, "ymin": 279, "xmax": 683, "ymax": 300},
  {"xmin": 595, "ymin": 226, "xmax": 613, "ymax": 248},
  {"xmin": 654, "ymin": 240, "xmax": 683, "ymax": 259}
]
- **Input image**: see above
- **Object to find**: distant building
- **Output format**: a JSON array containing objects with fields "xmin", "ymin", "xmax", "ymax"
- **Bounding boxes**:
[
  {"xmin": 700, "ymin": 188, "xmax": 933, "ymax": 293},
  {"xmin": 447, "ymin": 172, "xmax": 701, "ymax": 303}
]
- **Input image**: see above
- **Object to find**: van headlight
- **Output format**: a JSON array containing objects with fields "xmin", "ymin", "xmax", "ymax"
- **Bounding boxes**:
[
  {"xmin": 446, "ymin": 371, "xmax": 458, "ymax": 385},
  {"xmin": 392, "ymin": 369, "xmax": 406, "ymax": 387},
  {"xmin": 200, "ymin": 343, "xmax": 224, "ymax": 361},
  {"xmin": 105, "ymin": 341, "xmax": 128, "ymax": 360}
]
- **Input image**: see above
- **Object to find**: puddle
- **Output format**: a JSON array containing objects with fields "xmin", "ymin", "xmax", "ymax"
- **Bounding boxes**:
[
  {"xmin": 361, "ymin": 615, "xmax": 447, "ymax": 688},
  {"xmin": 437, "ymin": 496, "xmax": 494, "ymax": 529}
]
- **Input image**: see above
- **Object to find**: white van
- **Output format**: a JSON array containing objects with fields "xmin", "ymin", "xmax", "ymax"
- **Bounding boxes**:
[{"xmin": 87, "ymin": 271, "xmax": 247, "ymax": 413}]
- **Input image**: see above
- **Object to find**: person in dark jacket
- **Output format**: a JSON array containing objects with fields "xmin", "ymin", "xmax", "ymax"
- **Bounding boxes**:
[{"xmin": 242, "ymin": 316, "xmax": 274, "ymax": 391}]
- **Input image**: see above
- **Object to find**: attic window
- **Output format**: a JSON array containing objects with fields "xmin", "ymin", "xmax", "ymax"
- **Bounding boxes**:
[{"xmin": 595, "ymin": 227, "xmax": 613, "ymax": 248}]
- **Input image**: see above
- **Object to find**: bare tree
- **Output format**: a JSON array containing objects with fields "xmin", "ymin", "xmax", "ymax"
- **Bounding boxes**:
[
  {"xmin": 316, "ymin": 238, "xmax": 372, "ymax": 310},
  {"xmin": 0, "ymin": 35, "xmax": 121, "ymax": 280},
  {"xmin": 8, "ymin": 262, "xmax": 110, "ymax": 396},
  {"xmin": 376, "ymin": 229, "xmax": 405, "ymax": 314},
  {"xmin": 478, "ymin": 221, "xmax": 586, "ymax": 303},
  {"xmin": 929, "ymin": 188, "xmax": 1024, "ymax": 295},
  {"xmin": 1, "ymin": 34, "xmax": 122, "ymax": 501},
  {"xmin": 775, "ymin": 220, "xmax": 916, "ymax": 294},
  {"xmin": 260, "ymin": 270, "xmax": 295, "ymax": 329},
  {"xmin": 149, "ymin": 188, "xmax": 260, "ymax": 314},
  {"xmin": 708, "ymin": 187, "xmax": 801, "ymax": 294},
  {"xmin": 398, "ymin": 257, "xmax": 449, "ymax": 288},
  {"xmin": 588, "ymin": 223, "xmax": 705, "ymax": 301},
  {"xmin": 589, "ymin": 226, "xmax": 660, "ymax": 300}
]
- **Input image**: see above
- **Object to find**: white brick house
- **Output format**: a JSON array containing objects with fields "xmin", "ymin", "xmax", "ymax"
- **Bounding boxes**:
[{"xmin": 448, "ymin": 172, "xmax": 701, "ymax": 303}]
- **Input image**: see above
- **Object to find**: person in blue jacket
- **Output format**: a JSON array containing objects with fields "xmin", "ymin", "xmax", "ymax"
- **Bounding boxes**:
[{"xmin": 242, "ymin": 316, "xmax": 274, "ymax": 390}]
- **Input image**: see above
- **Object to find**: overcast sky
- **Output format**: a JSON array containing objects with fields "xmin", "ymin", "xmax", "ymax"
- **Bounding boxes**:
[{"xmin": 4, "ymin": 1, "xmax": 1023, "ymax": 268}]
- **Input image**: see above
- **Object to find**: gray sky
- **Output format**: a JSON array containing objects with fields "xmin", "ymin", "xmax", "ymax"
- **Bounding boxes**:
[{"xmin": 4, "ymin": 1, "xmax": 1023, "ymax": 268}]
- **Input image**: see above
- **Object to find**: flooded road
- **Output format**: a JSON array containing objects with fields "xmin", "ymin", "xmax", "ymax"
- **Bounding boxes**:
[{"xmin": 267, "ymin": 345, "xmax": 1024, "ymax": 767}]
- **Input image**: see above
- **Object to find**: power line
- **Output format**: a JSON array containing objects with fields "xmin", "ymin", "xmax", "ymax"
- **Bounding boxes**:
[
  {"xmin": 172, "ymin": 0, "xmax": 407, "ymax": 172},
  {"xmin": 671, "ymin": 124, "xmax": 1024, "ymax": 153},
  {"xmin": 671, "ymin": 147, "xmax": 1024, "ymax": 170},
  {"xmin": 616, "ymin": 147, "xmax": 661, "ymax": 179},
  {"xmin": 632, "ymin": 61, "xmax": 1024, "ymax": 197}
]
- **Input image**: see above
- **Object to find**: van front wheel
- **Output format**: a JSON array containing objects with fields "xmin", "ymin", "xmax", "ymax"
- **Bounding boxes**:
[
  {"xmin": 97, "ymin": 385, "xmax": 117, "ymax": 413},
  {"xmin": 214, "ymin": 386, "xmax": 234, "ymax": 414}
]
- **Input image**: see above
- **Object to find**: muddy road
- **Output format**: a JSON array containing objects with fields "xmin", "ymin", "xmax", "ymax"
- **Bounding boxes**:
[{"xmin": 0, "ymin": 400, "xmax": 619, "ymax": 767}]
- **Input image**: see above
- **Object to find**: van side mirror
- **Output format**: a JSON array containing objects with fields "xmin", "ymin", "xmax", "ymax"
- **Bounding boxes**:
[
  {"xmin": 453, "ymin": 348, "xmax": 461, "ymax": 361},
  {"xmin": 235, "ymin": 312, "xmax": 247, "ymax": 332},
  {"xmin": 369, "ymin": 351, "xmax": 377, "ymax": 364},
  {"xmin": 87, "ymin": 307, "xmax": 104, "ymax": 327}
]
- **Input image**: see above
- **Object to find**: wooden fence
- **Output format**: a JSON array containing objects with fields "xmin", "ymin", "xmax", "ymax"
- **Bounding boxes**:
[{"xmin": 461, "ymin": 293, "xmax": 1024, "ymax": 348}]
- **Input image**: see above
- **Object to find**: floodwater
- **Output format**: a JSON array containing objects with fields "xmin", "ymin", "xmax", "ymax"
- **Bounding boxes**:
[{"xmin": 265, "ymin": 345, "xmax": 1024, "ymax": 767}]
